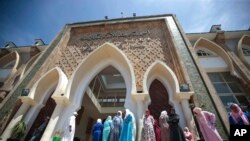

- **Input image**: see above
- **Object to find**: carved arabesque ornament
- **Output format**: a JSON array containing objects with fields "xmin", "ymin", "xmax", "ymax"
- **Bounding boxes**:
[{"xmin": 55, "ymin": 21, "xmax": 186, "ymax": 90}]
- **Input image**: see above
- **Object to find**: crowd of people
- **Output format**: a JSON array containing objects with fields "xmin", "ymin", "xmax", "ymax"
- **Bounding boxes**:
[
  {"xmin": 64, "ymin": 103, "xmax": 250, "ymax": 141},
  {"xmin": 191, "ymin": 103, "xmax": 250, "ymax": 141},
  {"xmin": 142, "ymin": 106, "xmax": 226, "ymax": 141},
  {"xmin": 142, "ymin": 108, "xmax": 192, "ymax": 141},
  {"xmin": 91, "ymin": 108, "xmax": 191, "ymax": 141},
  {"xmin": 91, "ymin": 109, "xmax": 136, "ymax": 141},
  {"xmin": 91, "ymin": 106, "xmax": 226, "ymax": 141}
]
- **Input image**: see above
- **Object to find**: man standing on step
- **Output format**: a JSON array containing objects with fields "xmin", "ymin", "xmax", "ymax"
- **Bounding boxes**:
[{"xmin": 62, "ymin": 112, "xmax": 78, "ymax": 141}]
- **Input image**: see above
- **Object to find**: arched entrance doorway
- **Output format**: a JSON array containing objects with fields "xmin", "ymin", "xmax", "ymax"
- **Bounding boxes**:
[
  {"xmin": 148, "ymin": 79, "xmax": 172, "ymax": 119},
  {"xmin": 143, "ymin": 61, "xmax": 186, "ymax": 128},
  {"xmin": 24, "ymin": 89, "xmax": 56, "ymax": 140},
  {"xmin": 75, "ymin": 65, "xmax": 126, "ymax": 141},
  {"xmin": 20, "ymin": 67, "xmax": 67, "ymax": 140},
  {"xmin": 55, "ymin": 43, "xmax": 137, "ymax": 141},
  {"xmin": 74, "ymin": 65, "xmax": 126, "ymax": 141},
  {"xmin": 1, "ymin": 68, "xmax": 68, "ymax": 141}
]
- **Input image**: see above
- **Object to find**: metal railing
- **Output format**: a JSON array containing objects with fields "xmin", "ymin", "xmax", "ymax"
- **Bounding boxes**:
[{"xmin": 89, "ymin": 76, "xmax": 125, "ymax": 107}]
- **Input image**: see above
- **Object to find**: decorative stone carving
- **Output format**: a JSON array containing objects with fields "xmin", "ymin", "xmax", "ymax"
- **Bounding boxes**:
[{"xmin": 54, "ymin": 21, "xmax": 186, "ymax": 90}]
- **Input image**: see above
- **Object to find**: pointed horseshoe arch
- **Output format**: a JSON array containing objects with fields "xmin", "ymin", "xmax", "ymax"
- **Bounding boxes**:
[
  {"xmin": 194, "ymin": 37, "xmax": 234, "ymax": 74},
  {"xmin": 19, "ymin": 67, "xmax": 68, "ymax": 140},
  {"xmin": 143, "ymin": 60, "xmax": 180, "ymax": 96},
  {"xmin": 143, "ymin": 60, "xmax": 180, "ymax": 109},
  {"xmin": 63, "ymin": 42, "xmax": 136, "ymax": 112},
  {"xmin": 142, "ymin": 60, "xmax": 186, "ymax": 127},
  {"xmin": 237, "ymin": 35, "xmax": 250, "ymax": 69},
  {"xmin": 0, "ymin": 51, "xmax": 21, "ymax": 81},
  {"xmin": 21, "ymin": 67, "xmax": 68, "ymax": 105}
]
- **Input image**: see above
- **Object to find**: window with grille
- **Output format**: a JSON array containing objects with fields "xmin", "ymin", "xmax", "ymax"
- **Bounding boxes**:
[{"xmin": 207, "ymin": 72, "xmax": 250, "ymax": 111}]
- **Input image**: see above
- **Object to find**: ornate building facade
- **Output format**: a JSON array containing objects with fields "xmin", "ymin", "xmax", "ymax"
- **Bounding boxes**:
[{"xmin": 0, "ymin": 14, "xmax": 249, "ymax": 140}]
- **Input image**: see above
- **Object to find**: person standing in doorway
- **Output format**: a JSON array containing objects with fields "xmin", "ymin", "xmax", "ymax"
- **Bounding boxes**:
[
  {"xmin": 143, "ymin": 110, "xmax": 156, "ymax": 141},
  {"xmin": 110, "ymin": 111, "xmax": 123, "ymax": 141},
  {"xmin": 159, "ymin": 111, "xmax": 170, "ymax": 141},
  {"xmin": 119, "ymin": 109, "xmax": 136, "ymax": 141},
  {"xmin": 103, "ymin": 116, "xmax": 112, "ymax": 141},
  {"xmin": 62, "ymin": 112, "xmax": 78, "ymax": 141},
  {"xmin": 153, "ymin": 119, "xmax": 161, "ymax": 141},
  {"xmin": 92, "ymin": 119, "xmax": 103, "ymax": 141},
  {"xmin": 29, "ymin": 116, "xmax": 50, "ymax": 141},
  {"xmin": 168, "ymin": 108, "xmax": 185, "ymax": 141}
]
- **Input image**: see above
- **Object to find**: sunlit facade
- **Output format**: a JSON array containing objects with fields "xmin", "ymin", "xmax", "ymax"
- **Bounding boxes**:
[{"xmin": 0, "ymin": 14, "xmax": 249, "ymax": 141}]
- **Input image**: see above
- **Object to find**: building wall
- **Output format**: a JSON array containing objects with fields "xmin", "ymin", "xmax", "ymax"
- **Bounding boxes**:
[
  {"xmin": 225, "ymin": 39, "xmax": 239, "ymax": 53},
  {"xmin": 0, "ymin": 46, "xmax": 43, "ymax": 135},
  {"xmin": 0, "ymin": 16, "xmax": 193, "ymax": 140},
  {"xmin": 2, "ymin": 15, "xmax": 250, "ymax": 140},
  {"xmin": 186, "ymin": 29, "xmax": 250, "ymax": 140},
  {"xmin": 199, "ymin": 57, "xmax": 228, "ymax": 72}
]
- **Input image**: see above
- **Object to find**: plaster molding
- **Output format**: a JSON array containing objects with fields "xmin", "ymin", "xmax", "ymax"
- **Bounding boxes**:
[
  {"xmin": 0, "ymin": 51, "xmax": 21, "ymax": 81},
  {"xmin": 131, "ymin": 93, "xmax": 149, "ymax": 101},
  {"xmin": 143, "ymin": 60, "xmax": 180, "ymax": 94},
  {"xmin": 194, "ymin": 37, "xmax": 235, "ymax": 75},
  {"xmin": 175, "ymin": 91, "xmax": 194, "ymax": 101},
  {"xmin": 55, "ymin": 42, "xmax": 137, "ymax": 131},
  {"xmin": 26, "ymin": 67, "xmax": 68, "ymax": 105},
  {"xmin": 237, "ymin": 34, "xmax": 250, "ymax": 69},
  {"xmin": 65, "ymin": 42, "xmax": 136, "ymax": 106},
  {"xmin": 19, "ymin": 96, "xmax": 36, "ymax": 106}
]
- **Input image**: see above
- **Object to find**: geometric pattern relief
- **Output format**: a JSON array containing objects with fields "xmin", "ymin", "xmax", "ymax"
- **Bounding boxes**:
[{"xmin": 53, "ymin": 21, "xmax": 185, "ymax": 91}]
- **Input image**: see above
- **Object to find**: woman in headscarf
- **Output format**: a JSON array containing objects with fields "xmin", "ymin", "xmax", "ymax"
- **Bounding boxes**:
[
  {"xmin": 183, "ymin": 127, "xmax": 194, "ymax": 141},
  {"xmin": 143, "ymin": 110, "xmax": 156, "ymax": 141},
  {"xmin": 103, "ymin": 116, "xmax": 112, "ymax": 141},
  {"xmin": 110, "ymin": 111, "xmax": 123, "ymax": 141},
  {"xmin": 159, "ymin": 111, "xmax": 170, "ymax": 141},
  {"xmin": 229, "ymin": 103, "xmax": 250, "ymax": 125},
  {"xmin": 119, "ymin": 109, "xmax": 136, "ymax": 141},
  {"xmin": 168, "ymin": 108, "xmax": 185, "ymax": 141},
  {"xmin": 153, "ymin": 119, "xmax": 161, "ymax": 141},
  {"xmin": 92, "ymin": 119, "xmax": 103, "ymax": 141},
  {"xmin": 193, "ymin": 107, "xmax": 222, "ymax": 141}
]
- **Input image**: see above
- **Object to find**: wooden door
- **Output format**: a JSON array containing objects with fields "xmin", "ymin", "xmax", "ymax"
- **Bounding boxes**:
[
  {"xmin": 25, "ymin": 94, "xmax": 56, "ymax": 140},
  {"xmin": 148, "ymin": 79, "xmax": 172, "ymax": 119}
]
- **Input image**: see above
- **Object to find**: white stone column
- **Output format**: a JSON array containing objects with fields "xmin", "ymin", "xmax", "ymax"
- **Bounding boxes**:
[
  {"xmin": 40, "ymin": 104, "xmax": 64, "ymax": 140},
  {"xmin": 177, "ymin": 92, "xmax": 200, "ymax": 141},
  {"xmin": 181, "ymin": 99, "xmax": 199, "ymax": 140},
  {"xmin": 132, "ymin": 93, "xmax": 148, "ymax": 141},
  {"xmin": 1, "ymin": 103, "xmax": 30, "ymax": 140},
  {"xmin": 136, "ymin": 101, "xmax": 144, "ymax": 141}
]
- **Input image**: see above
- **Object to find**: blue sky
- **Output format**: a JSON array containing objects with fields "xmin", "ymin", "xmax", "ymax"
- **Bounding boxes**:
[{"xmin": 0, "ymin": 0, "xmax": 250, "ymax": 47}]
